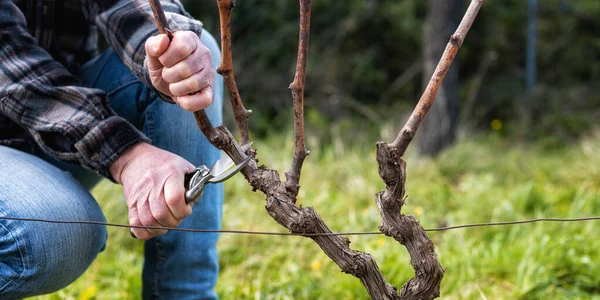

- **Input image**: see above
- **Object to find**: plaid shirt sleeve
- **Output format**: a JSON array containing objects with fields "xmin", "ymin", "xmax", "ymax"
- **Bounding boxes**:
[
  {"xmin": 0, "ymin": 1, "xmax": 150, "ymax": 181},
  {"xmin": 88, "ymin": 0, "xmax": 204, "ymax": 103}
]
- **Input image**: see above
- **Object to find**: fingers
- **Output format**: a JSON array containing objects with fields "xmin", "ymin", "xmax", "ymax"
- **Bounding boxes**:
[
  {"xmin": 158, "ymin": 31, "xmax": 198, "ymax": 68},
  {"xmin": 137, "ymin": 195, "xmax": 170, "ymax": 237},
  {"xmin": 169, "ymin": 67, "xmax": 213, "ymax": 96},
  {"xmin": 165, "ymin": 42, "xmax": 214, "ymax": 111},
  {"xmin": 129, "ymin": 179, "xmax": 177, "ymax": 239},
  {"xmin": 161, "ymin": 52, "xmax": 207, "ymax": 83},
  {"xmin": 127, "ymin": 165, "xmax": 192, "ymax": 240},
  {"xmin": 164, "ymin": 172, "xmax": 193, "ymax": 219},
  {"xmin": 174, "ymin": 87, "xmax": 213, "ymax": 112},
  {"xmin": 145, "ymin": 34, "xmax": 172, "ymax": 96},
  {"xmin": 128, "ymin": 204, "xmax": 154, "ymax": 240},
  {"xmin": 145, "ymin": 34, "xmax": 171, "ymax": 71},
  {"xmin": 148, "ymin": 176, "xmax": 185, "ymax": 228},
  {"xmin": 145, "ymin": 30, "xmax": 214, "ymax": 110},
  {"xmin": 120, "ymin": 140, "xmax": 197, "ymax": 240}
]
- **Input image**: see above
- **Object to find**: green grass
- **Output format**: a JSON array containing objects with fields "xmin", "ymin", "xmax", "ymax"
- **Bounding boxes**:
[{"xmin": 32, "ymin": 130, "xmax": 600, "ymax": 300}]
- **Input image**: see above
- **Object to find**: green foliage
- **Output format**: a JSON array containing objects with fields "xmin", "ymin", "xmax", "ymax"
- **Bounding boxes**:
[{"xmin": 32, "ymin": 130, "xmax": 600, "ymax": 299}]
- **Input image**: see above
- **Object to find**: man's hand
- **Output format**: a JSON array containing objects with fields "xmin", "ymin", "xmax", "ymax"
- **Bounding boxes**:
[
  {"xmin": 110, "ymin": 142, "xmax": 194, "ymax": 240},
  {"xmin": 145, "ymin": 31, "xmax": 213, "ymax": 112}
]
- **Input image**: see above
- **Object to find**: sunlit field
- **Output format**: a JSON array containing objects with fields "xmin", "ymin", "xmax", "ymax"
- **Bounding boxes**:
[{"xmin": 33, "ymin": 130, "xmax": 600, "ymax": 299}]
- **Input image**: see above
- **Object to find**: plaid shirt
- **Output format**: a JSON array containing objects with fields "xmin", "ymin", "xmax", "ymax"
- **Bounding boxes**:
[{"xmin": 0, "ymin": 0, "xmax": 203, "ymax": 180}]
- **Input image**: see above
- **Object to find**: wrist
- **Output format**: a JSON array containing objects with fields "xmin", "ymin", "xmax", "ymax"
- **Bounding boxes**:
[{"xmin": 109, "ymin": 142, "xmax": 149, "ymax": 183}]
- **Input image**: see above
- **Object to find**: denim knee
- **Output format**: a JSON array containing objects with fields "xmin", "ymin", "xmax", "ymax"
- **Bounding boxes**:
[
  {"xmin": 0, "ymin": 146, "xmax": 108, "ymax": 299},
  {"xmin": 0, "ymin": 216, "xmax": 107, "ymax": 299}
]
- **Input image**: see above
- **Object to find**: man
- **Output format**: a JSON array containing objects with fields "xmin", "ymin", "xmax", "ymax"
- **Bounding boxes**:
[{"xmin": 0, "ymin": 0, "xmax": 224, "ymax": 298}]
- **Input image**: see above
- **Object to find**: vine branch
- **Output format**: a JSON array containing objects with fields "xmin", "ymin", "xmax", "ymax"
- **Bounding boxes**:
[
  {"xmin": 391, "ymin": 0, "xmax": 484, "ymax": 156},
  {"xmin": 285, "ymin": 0, "xmax": 312, "ymax": 197},
  {"xmin": 216, "ymin": 0, "xmax": 252, "ymax": 145}
]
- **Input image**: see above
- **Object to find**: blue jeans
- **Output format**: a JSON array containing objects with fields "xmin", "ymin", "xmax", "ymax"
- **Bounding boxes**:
[{"xmin": 0, "ymin": 29, "xmax": 224, "ymax": 299}]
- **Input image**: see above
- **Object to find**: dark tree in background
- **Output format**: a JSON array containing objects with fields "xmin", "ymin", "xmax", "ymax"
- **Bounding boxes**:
[{"xmin": 418, "ymin": 0, "xmax": 463, "ymax": 156}]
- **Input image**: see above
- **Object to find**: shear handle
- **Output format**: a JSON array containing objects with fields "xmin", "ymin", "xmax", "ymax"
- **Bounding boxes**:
[{"xmin": 184, "ymin": 165, "xmax": 210, "ymax": 204}]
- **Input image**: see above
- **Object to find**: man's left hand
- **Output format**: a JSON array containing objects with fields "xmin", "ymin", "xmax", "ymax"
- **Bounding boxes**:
[{"xmin": 145, "ymin": 31, "xmax": 214, "ymax": 112}]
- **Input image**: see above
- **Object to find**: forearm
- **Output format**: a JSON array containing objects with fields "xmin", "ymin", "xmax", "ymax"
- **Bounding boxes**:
[{"xmin": 0, "ymin": 1, "xmax": 149, "ymax": 180}]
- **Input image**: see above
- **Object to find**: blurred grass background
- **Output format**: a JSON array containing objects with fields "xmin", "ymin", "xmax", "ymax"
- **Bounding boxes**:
[{"xmin": 32, "ymin": 127, "xmax": 600, "ymax": 299}]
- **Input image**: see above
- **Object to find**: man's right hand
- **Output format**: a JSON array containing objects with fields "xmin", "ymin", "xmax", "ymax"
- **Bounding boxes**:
[{"xmin": 109, "ymin": 142, "xmax": 194, "ymax": 240}]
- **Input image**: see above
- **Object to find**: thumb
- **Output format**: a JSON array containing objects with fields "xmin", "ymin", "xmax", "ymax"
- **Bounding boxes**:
[
  {"xmin": 164, "ymin": 170, "xmax": 193, "ymax": 220},
  {"xmin": 145, "ymin": 34, "xmax": 170, "ymax": 71}
]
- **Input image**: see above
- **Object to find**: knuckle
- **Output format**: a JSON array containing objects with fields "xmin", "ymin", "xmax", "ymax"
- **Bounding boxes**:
[
  {"xmin": 174, "ymin": 219, "xmax": 182, "ymax": 228},
  {"xmin": 177, "ymin": 37, "xmax": 195, "ymax": 58},
  {"xmin": 161, "ymin": 68, "xmax": 172, "ymax": 83},
  {"xmin": 168, "ymin": 85, "xmax": 179, "ymax": 97},
  {"xmin": 185, "ymin": 31, "xmax": 200, "ymax": 43},
  {"xmin": 165, "ymin": 164, "xmax": 180, "ymax": 174},
  {"xmin": 204, "ymin": 95, "xmax": 213, "ymax": 107},
  {"xmin": 178, "ymin": 63, "xmax": 191, "ymax": 79},
  {"xmin": 199, "ymin": 59, "xmax": 209, "ymax": 74},
  {"xmin": 189, "ymin": 77, "xmax": 201, "ymax": 92},
  {"xmin": 198, "ymin": 92, "xmax": 212, "ymax": 108},
  {"xmin": 198, "ymin": 47, "xmax": 212, "ymax": 64},
  {"xmin": 158, "ymin": 55, "xmax": 168, "ymax": 67},
  {"xmin": 132, "ymin": 229, "xmax": 150, "ymax": 240},
  {"xmin": 197, "ymin": 43, "xmax": 210, "ymax": 54},
  {"xmin": 177, "ymin": 98, "xmax": 193, "ymax": 111},
  {"xmin": 165, "ymin": 193, "xmax": 182, "ymax": 207},
  {"xmin": 153, "ymin": 208, "xmax": 171, "ymax": 224},
  {"xmin": 200, "ymin": 68, "xmax": 212, "ymax": 82}
]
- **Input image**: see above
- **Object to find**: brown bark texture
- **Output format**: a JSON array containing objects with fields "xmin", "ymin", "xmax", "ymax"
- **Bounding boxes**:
[
  {"xmin": 149, "ymin": 0, "xmax": 484, "ymax": 299},
  {"xmin": 215, "ymin": 0, "xmax": 252, "ymax": 145}
]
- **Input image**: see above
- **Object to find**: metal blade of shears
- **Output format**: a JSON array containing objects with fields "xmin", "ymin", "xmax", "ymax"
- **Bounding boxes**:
[
  {"xmin": 184, "ymin": 143, "xmax": 253, "ymax": 204},
  {"xmin": 208, "ymin": 143, "xmax": 253, "ymax": 182},
  {"xmin": 209, "ymin": 156, "xmax": 252, "ymax": 183}
]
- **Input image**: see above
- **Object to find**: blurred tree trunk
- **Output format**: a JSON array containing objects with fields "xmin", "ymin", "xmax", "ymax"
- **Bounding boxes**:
[{"xmin": 418, "ymin": 0, "xmax": 463, "ymax": 156}]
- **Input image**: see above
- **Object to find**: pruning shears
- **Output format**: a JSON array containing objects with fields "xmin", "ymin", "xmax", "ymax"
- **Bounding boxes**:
[
  {"xmin": 184, "ymin": 145, "xmax": 252, "ymax": 204},
  {"xmin": 130, "ymin": 148, "xmax": 250, "ymax": 238}
]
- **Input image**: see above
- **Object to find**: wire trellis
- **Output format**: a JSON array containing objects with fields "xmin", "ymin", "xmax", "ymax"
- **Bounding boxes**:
[{"xmin": 2, "ymin": 215, "xmax": 599, "ymax": 237}]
